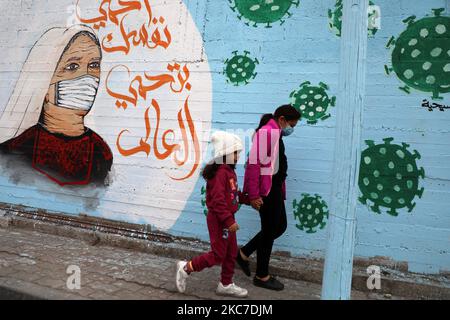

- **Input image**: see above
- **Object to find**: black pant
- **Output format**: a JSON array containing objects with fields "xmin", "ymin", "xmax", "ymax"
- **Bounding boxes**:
[{"xmin": 241, "ymin": 182, "xmax": 287, "ymax": 278}]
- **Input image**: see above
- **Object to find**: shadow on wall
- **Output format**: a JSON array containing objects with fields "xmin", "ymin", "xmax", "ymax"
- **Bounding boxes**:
[{"xmin": 0, "ymin": 152, "xmax": 110, "ymax": 211}]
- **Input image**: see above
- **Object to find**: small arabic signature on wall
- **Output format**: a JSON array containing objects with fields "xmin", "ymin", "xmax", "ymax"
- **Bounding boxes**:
[{"xmin": 421, "ymin": 99, "xmax": 450, "ymax": 112}]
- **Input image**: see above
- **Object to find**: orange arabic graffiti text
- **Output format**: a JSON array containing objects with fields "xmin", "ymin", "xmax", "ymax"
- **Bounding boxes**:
[
  {"xmin": 76, "ymin": 0, "xmax": 171, "ymax": 53},
  {"xmin": 106, "ymin": 63, "xmax": 191, "ymax": 110},
  {"xmin": 116, "ymin": 97, "xmax": 200, "ymax": 181}
]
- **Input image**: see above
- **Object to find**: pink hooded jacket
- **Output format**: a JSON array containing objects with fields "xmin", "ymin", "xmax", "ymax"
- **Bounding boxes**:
[{"xmin": 242, "ymin": 119, "xmax": 286, "ymax": 201}]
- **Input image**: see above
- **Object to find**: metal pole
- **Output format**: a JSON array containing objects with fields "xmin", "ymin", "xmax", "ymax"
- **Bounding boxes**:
[{"xmin": 321, "ymin": 0, "xmax": 369, "ymax": 300}]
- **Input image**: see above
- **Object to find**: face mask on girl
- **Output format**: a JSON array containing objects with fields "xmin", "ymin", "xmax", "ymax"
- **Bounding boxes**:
[
  {"xmin": 54, "ymin": 74, "xmax": 99, "ymax": 111},
  {"xmin": 281, "ymin": 125, "xmax": 294, "ymax": 136}
]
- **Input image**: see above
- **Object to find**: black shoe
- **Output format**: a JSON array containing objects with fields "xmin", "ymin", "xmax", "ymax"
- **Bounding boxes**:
[
  {"xmin": 253, "ymin": 276, "xmax": 284, "ymax": 291},
  {"xmin": 236, "ymin": 251, "xmax": 251, "ymax": 277}
]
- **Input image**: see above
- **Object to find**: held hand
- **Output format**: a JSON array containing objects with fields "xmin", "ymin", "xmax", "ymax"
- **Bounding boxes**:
[
  {"xmin": 250, "ymin": 198, "xmax": 263, "ymax": 211},
  {"xmin": 228, "ymin": 223, "xmax": 240, "ymax": 233},
  {"xmin": 238, "ymin": 191, "xmax": 250, "ymax": 205}
]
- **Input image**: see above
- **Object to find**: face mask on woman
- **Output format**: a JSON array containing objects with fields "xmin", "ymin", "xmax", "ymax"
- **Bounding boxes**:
[
  {"xmin": 54, "ymin": 74, "xmax": 100, "ymax": 111},
  {"xmin": 282, "ymin": 124, "xmax": 294, "ymax": 137}
]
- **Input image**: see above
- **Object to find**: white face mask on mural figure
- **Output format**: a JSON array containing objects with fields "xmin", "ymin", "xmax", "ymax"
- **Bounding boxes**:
[
  {"xmin": 53, "ymin": 75, "xmax": 100, "ymax": 111},
  {"xmin": 0, "ymin": 25, "xmax": 101, "ymax": 144}
]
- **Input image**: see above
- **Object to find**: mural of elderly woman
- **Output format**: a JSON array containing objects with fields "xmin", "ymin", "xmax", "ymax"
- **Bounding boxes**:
[{"xmin": 0, "ymin": 25, "xmax": 113, "ymax": 186}]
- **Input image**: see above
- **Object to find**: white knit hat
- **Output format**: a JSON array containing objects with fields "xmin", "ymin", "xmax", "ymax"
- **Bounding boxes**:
[{"xmin": 210, "ymin": 131, "xmax": 243, "ymax": 160}]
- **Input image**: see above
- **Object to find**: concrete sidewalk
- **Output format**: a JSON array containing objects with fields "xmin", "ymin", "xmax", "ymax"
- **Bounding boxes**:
[{"xmin": 0, "ymin": 227, "xmax": 399, "ymax": 300}]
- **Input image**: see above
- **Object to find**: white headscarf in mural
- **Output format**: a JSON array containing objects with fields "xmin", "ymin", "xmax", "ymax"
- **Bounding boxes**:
[{"xmin": 0, "ymin": 25, "xmax": 97, "ymax": 144}]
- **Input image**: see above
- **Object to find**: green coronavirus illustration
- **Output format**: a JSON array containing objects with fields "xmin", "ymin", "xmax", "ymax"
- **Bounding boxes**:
[
  {"xmin": 201, "ymin": 185, "xmax": 242, "ymax": 216},
  {"xmin": 358, "ymin": 138, "xmax": 425, "ymax": 216},
  {"xmin": 229, "ymin": 0, "xmax": 299, "ymax": 28},
  {"xmin": 224, "ymin": 51, "xmax": 259, "ymax": 86},
  {"xmin": 293, "ymin": 194, "xmax": 329, "ymax": 233},
  {"xmin": 290, "ymin": 81, "xmax": 336, "ymax": 125},
  {"xmin": 201, "ymin": 185, "xmax": 208, "ymax": 216},
  {"xmin": 385, "ymin": 8, "xmax": 450, "ymax": 100},
  {"xmin": 328, "ymin": 0, "xmax": 378, "ymax": 37}
]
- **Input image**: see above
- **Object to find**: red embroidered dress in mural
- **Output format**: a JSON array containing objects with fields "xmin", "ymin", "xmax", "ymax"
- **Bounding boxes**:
[{"xmin": 0, "ymin": 124, "xmax": 113, "ymax": 186}]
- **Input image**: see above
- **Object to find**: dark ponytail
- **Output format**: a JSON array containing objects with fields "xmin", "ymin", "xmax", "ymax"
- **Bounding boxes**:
[
  {"xmin": 255, "ymin": 113, "xmax": 274, "ymax": 132},
  {"xmin": 202, "ymin": 162, "xmax": 221, "ymax": 180},
  {"xmin": 256, "ymin": 104, "xmax": 301, "ymax": 132}
]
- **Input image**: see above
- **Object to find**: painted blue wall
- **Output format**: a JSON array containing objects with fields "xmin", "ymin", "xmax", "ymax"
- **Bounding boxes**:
[
  {"xmin": 170, "ymin": 0, "xmax": 450, "ymax": 275},
  {"xmin": 0, "ymin": 0, "xmax": 448, "ymax": 275}
]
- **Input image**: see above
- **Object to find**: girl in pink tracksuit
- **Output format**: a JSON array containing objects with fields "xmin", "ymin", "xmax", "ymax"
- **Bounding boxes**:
[{"xmin": 175, "ymin": 131, "xmax": 248, "ymax": 298}]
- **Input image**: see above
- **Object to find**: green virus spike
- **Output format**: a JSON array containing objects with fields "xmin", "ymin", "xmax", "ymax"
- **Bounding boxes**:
[
  {"xmin": 200, "ymin": 185, "xmax": 208, "ymax": 216},
  {"xmin": 433, "ymin": 8, "xmax": 445, "ymax": 17},
  {"xmin": 387, "ymin": 207, "xmax": 399, "ymax": 216},
  {"xmin": 416, "ymin": 187, "xmax": 424, "ymax": 198},
  {"xmin": 224, "ymin": 51, "xmax": 259, "ymax": 86},
  {"xmin": 293, "ymin": 193, "xmax": 329, "ymax": 234},
  {"xmin": 330, "ymin": 96, "xmax": 336, "ymax": 107},
  {"xmin": 359, "ymin": 195, "xmax": 368, "ymax": 205},
  {"xmin": 412, "ymin": 149, "xmax": 421, "ymax": 160},
  {"xmin": 329, "ymin": 0, "xmax": 378, "ymax": 38},
  {"xmin": 383, "ymin": 137, "xmax": 394, "ymax": 144},
  {"xmin": 399, "ymin": 86, "xmax": 411, "ymax": 94},
  {"xmin": 229, "ymin": 0, "xmax": 299, "ymax": 28},
  {"xmin": 407, "ymin": 202, "xmax": 416, "ymax": 212},
  {"xmin": 365, "ymin": 140, "xmax": 376, "ymax": 147},
  {"xmin": 358, "ymin": 138, "xmax": 425, "ymax": 216},
  {"xmin": 386, "ymin": 36, "xmax": 396, "ymax": 48},
  {"xmin": 418, "ymin": 167, "xmax": 425, "ymax": 179},
  {"xmin": 386, "ymin": 9, "xmax": 450, "ymax": 100},
  {"xmin": 432, "ymin": 91, "xmax": 444, "ymax": 100},
  {"xmin": 290, "ymin": 81, "xmax": 335, "ymax": 125},
  {"xmin": 319, "ymin": 82, "xmax": 329, "ymax": 90},
  {"xmin": 243, "ymin": 151, "xmax": 250, "ymax": 169},
  {"xmin": 371, "ymin": 204, "xmax": 381, "ymax": 214},
  {"xmin": 402, "ymin": 15, "xmax": 417, "ymax": 26},
  {"xmin": 384, "ymin": 65, "xmax": 393, "ymax": 75}
]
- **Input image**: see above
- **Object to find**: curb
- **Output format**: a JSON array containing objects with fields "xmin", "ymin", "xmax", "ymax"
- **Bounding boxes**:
[
  {"xmin": 0, "ymin": 285, "xmax": 41, "ymax": 300},
  {"xmin": 0, "ymin": 278, "xmax": 87, "ymax": 300}
]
